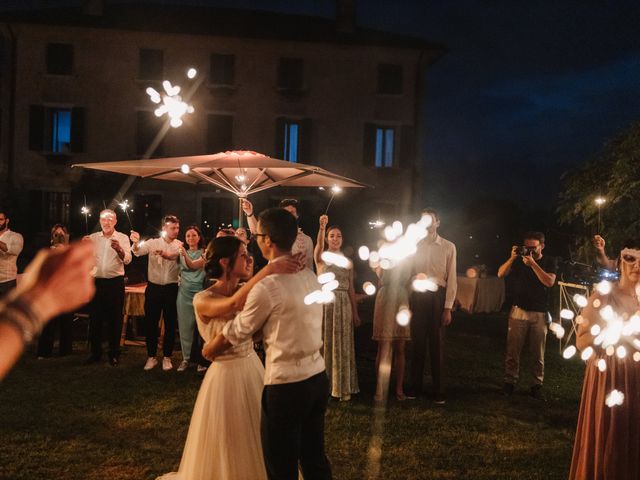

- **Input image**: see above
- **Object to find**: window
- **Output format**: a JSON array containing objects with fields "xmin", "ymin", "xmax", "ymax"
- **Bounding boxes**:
[
  {"xmin": 363, "ymin": 123, "xmax": 396, "ymax": 168},
  {"xmin": 29, "ymin": 190, "xmax": 70, "ymax": 232},
  {"xmin": 209, "ymin": 54, "xmax": 235, "ymax": 85},
  {"xmin": 207, "ymin": 114, "xmax": 233, "ymax": 153},
  {"xmin": 275, "ymin": 118, "xmax": 311, "ymax": 163},
  {"xmin": 283, "ymin": 121, "xmax": 299, "ymax": 162},
  {"xmin": 29, "ymin": 106, "xmax": 85, "ymax": 154},
  {"xmin": 136, "ymin": 111, "xmax": 164, "ymax": 156},
  {"xmin": 377, "ymin": 64, "xmax": 403, "ymax": 95},
  {"xmin": 46, "ymin": 43, "xmax": 73, "ymax": 75},
  {"xmin": 51, "ymin": 109, "xmax": 71, "ymax": 153},
  {"xmin": 139, "ymin": 49, "xmax": 163, "ymax": 80},
  {"xmin": 277, "ymin": 57, "xmax": 304, "ymax": 91},
  {"xmin": 375, "ymin": 127, "xmax": 395, "ymax": 167}
]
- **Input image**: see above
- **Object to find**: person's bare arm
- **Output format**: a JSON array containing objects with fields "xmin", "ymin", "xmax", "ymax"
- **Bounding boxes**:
[
  {"xmin": 180, "ymin": 248, "xmax": 205, "ymax": 269},
  {"xmin": 593, "ymin": 235, "xmax": 617, "ymax": 270},
  {"xmin": 241, "ymin": 199, "xmax": 259, "ymax": 233},
  {"xmin": 497, "ymin": 246, "xmax": 518, "ymax": 278},
  {"xmin": 522, "ymin": 255, "xmax": 556, "ymax": 288},
  {"xmin": 0, "ymin": 242, "xmax": 95, "ymax": 379},
  {"xmin": 314, "ymin": 215, "xmax": 328, "ymax": 271},
  {"xmin": 202, "ymin": 333, "xmax": 231, "ymax": 361},
  {"xmin": 194, "ymin": 257, "xmax": 302, "ymax": 319}
]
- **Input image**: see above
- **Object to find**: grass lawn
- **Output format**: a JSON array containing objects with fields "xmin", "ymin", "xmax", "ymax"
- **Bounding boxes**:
[{"xmin": 0, "ymin": 311, "xmax": 584, "ymax": 480}]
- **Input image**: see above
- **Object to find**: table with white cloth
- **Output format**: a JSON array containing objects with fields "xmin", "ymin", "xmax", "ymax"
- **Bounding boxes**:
[
  {"xmin": 120, "ymin": 283, "xmax": 164, "ymax": 346},
  {"xmin": 455, "ymin": 276, "xmax": 505, "ymax": 314}
]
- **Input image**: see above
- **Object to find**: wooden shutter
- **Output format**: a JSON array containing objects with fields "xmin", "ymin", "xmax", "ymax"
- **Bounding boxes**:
[
  {"xmin": 299, "ymin": 118, "xmax": 312, "ymax": 164},
  {"xmin": 274, "ymin": 117, "xmax": 285, "ymax": 159},
  {"xmin": 399, "ymin": 125, "xmax": 415, "ymax": 169},
  {"xmin": 29, "ymin": 105, "xmax": 45, "ymax": 151},
  {"xmin": 70, "ymin": 107, "xmax": 85, "ymax": 153},
  {"xmin": 362, "ymin": 122, "xmax": 375, "ymax": 166}
]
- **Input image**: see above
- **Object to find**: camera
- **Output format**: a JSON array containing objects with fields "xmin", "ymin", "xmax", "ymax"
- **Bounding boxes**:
[
  {"xmin": 515, "ymin": 246, "xmax": 537, "ymax": 256},
  {"xmin": 52, "ymin": 232, "xmax": 66, "ymax": 246}
]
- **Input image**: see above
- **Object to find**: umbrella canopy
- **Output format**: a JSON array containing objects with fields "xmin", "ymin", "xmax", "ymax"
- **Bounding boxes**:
[{"xmin": 73, "ymin": 150, "xmax": 369, "ymax": 197}]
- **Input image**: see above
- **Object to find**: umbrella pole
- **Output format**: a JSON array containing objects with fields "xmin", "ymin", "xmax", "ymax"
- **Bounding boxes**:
[{"xmin": 238, "ymin": 197, "xmax": 244, "ymax": 228}]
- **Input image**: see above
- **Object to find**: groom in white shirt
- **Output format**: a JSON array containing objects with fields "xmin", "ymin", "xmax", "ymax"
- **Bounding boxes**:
[{"xmin": 205, "ymin": 207, "xmax": 332, "ymax": 480}]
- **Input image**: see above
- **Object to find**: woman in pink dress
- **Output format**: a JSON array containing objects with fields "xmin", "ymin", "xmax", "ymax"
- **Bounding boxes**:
[{"xmin": 569, "ymin": 239, "xmax": 640, "ymax": 480}]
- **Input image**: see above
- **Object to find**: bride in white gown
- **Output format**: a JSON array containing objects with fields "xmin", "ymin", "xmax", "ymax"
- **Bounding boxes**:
[{"xmin": 157, "ymin": 236, "xmax": 300, "ymax": 480}]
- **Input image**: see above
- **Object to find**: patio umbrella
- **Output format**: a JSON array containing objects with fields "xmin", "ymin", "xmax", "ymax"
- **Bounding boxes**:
[{"xmin": 73, "ymin": 150, "xmax": 369, "ymax": 224}]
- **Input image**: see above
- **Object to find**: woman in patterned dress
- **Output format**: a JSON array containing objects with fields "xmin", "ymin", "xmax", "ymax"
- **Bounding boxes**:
[{"xmin": 314, "ymin": 214, "xmax": 360, "ymax": 401}]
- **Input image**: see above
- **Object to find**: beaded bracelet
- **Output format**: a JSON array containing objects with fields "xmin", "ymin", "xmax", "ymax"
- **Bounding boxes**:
[{"xmin": 0, "ymin": 298, "xmax": 43, "ymax": 344}]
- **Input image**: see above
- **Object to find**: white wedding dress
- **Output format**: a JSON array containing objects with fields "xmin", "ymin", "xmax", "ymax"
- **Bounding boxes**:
[{"xmin": 158, "ymin": 289, "xmax": 267, "ymax": 480}]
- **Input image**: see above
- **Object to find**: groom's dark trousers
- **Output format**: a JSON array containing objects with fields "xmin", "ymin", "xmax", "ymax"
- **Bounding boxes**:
[{"xmin": 261, "ymin": 371, "xmax": 332, "ymax": 480}]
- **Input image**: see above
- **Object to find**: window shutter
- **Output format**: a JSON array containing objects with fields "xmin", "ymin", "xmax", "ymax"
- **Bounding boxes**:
[
  {"xmin": 274, "ymin": 117, "xmax": 285, "ymax": 159},
  {"xmin": 362, "ymin": 122, "xmax": 375, "ymax": 166},
  {"xmin": 70, "ymin": 107, "xmax": 85, "ymax": 153},
  {"xmin": 29, "ymin": 105, "xmax": 45, "ymax": 151},
  {"xmin": 299, "ymin": 118, "xmax": 312, "ymax": 164},
  {"xmin": 399, "ymin": 125, "xmax": 415, "ymax": 169}
]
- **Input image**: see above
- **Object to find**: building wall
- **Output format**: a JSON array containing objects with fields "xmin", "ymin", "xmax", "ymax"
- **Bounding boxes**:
[{"xmin": 4, "ymin": 21, "xmax": 426, "ymax": 247}]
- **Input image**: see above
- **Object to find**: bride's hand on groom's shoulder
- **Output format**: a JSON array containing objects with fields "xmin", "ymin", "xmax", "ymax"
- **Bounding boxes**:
[{"xmin": 270, "ymin": 254, "xmax": 304, "ymax": 275}]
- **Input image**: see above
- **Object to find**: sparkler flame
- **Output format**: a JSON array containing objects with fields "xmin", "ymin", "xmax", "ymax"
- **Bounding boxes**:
[
  {"xmin": 396, "ymin": 306, "xmax": 412, "ymax": 326},
  {"xmin": 321, "ymin": 251, "xmax": 352, "ymax": 269},
  {"xmin": 363, "ymin": 282, "xmax": 376, "ymax": 295},
  {"xmin": 147, "ymin": 73, "xmax": 195, "ymax": 128},
  {"xmin": 605, "ymin": 389, "xmax": 624, "ymax": 407}
]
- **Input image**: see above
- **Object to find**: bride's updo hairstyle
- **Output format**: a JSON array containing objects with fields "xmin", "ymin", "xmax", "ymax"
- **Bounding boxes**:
[{"xmin": 204, "ymin": 236, "xmax": 243, "ymax": 279}]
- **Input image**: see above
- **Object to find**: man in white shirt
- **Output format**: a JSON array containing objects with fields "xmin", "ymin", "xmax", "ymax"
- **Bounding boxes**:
[
  {"xmin": 131, "ymin": 215, "xmax": 182, "ymax": 371},
  {"xmin": 85, "ymin": 209, "xmax": 132, "ymax": 366},
  {"xmin": 205, "ymin": 207, "xmax": 332, "ymax": 480},
  {"xmin": 0, "ymin": 210, "xmax": 24, "ymax": 299},
  {"xmin": 410, "ymin": 208, "xmax": 457, "ymax": 405},
  {"xmin": 242, "ymin": 198, "xmax": 314, "ymax": 271}
]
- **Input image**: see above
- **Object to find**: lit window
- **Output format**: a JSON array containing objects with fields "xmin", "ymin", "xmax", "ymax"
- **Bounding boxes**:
[
  {"xmin": 283, "ymin": 122, "xmax": 299, "ymax": 162},
  {"xmin": 375, "ymin": 127, "xmax": 394, "ymax": 167},
  {"xmin": 51, "ymin": 109, "xmax": 71, "ymax": 153}
]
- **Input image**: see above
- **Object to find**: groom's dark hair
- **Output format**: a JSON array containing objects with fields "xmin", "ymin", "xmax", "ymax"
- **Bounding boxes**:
[{"xmin": 258, "ymin": 208, "xmax": 297, "ymax": 251}]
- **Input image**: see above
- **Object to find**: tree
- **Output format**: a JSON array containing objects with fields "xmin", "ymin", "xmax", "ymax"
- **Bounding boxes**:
[{"xmin": 557, "ymin": 121, "xmax": 640, "ymax": 262}]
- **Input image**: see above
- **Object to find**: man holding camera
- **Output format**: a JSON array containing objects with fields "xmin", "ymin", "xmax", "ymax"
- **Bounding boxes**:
[{"xmin": 498, "ymin": 232, "xmax": 557, "ymax": 398}]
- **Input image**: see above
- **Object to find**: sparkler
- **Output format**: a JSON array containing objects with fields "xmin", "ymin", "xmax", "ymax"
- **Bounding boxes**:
[
  {"xmin": 594, "ymin": 196, "xmax": 606, "ymax": 233},
  {"xmin": 81, "ymin": 205, "xmax": 90, "ymax": 234},
  {"xmin": 320, "ymin": 251, "xmax": 352, "ymax": 269},
  {"xmin": 304, "ymin": 270, "xmax": 340, "ymax": 305},
  {"xmin": 560, "ymin": 287, "xmax": 640, "ymax": 408},
  {"xmin": 118, "ymin": 199, "xmax": 133, "ymax": 231},
  {"xmin": 368, "ymin": 219, "xmax": 385, "ymax": 230},
  {"xmin": 362, "ymin": 281, "xmax": 376, "ymax": 295},
  {"xmin": 146, "ymin": 69, "xmax": 197, "ymax": 128},
  {"xmin": 320, "ymin": 185, "xmax": 342, "ymax": 215},
  {"xmin": 81, "ymin": 195, "xmax": 90, "ymax": 234},
  {"xmin": 359, "ymin": 213, "xmax": 433, "ymax": 271}
]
